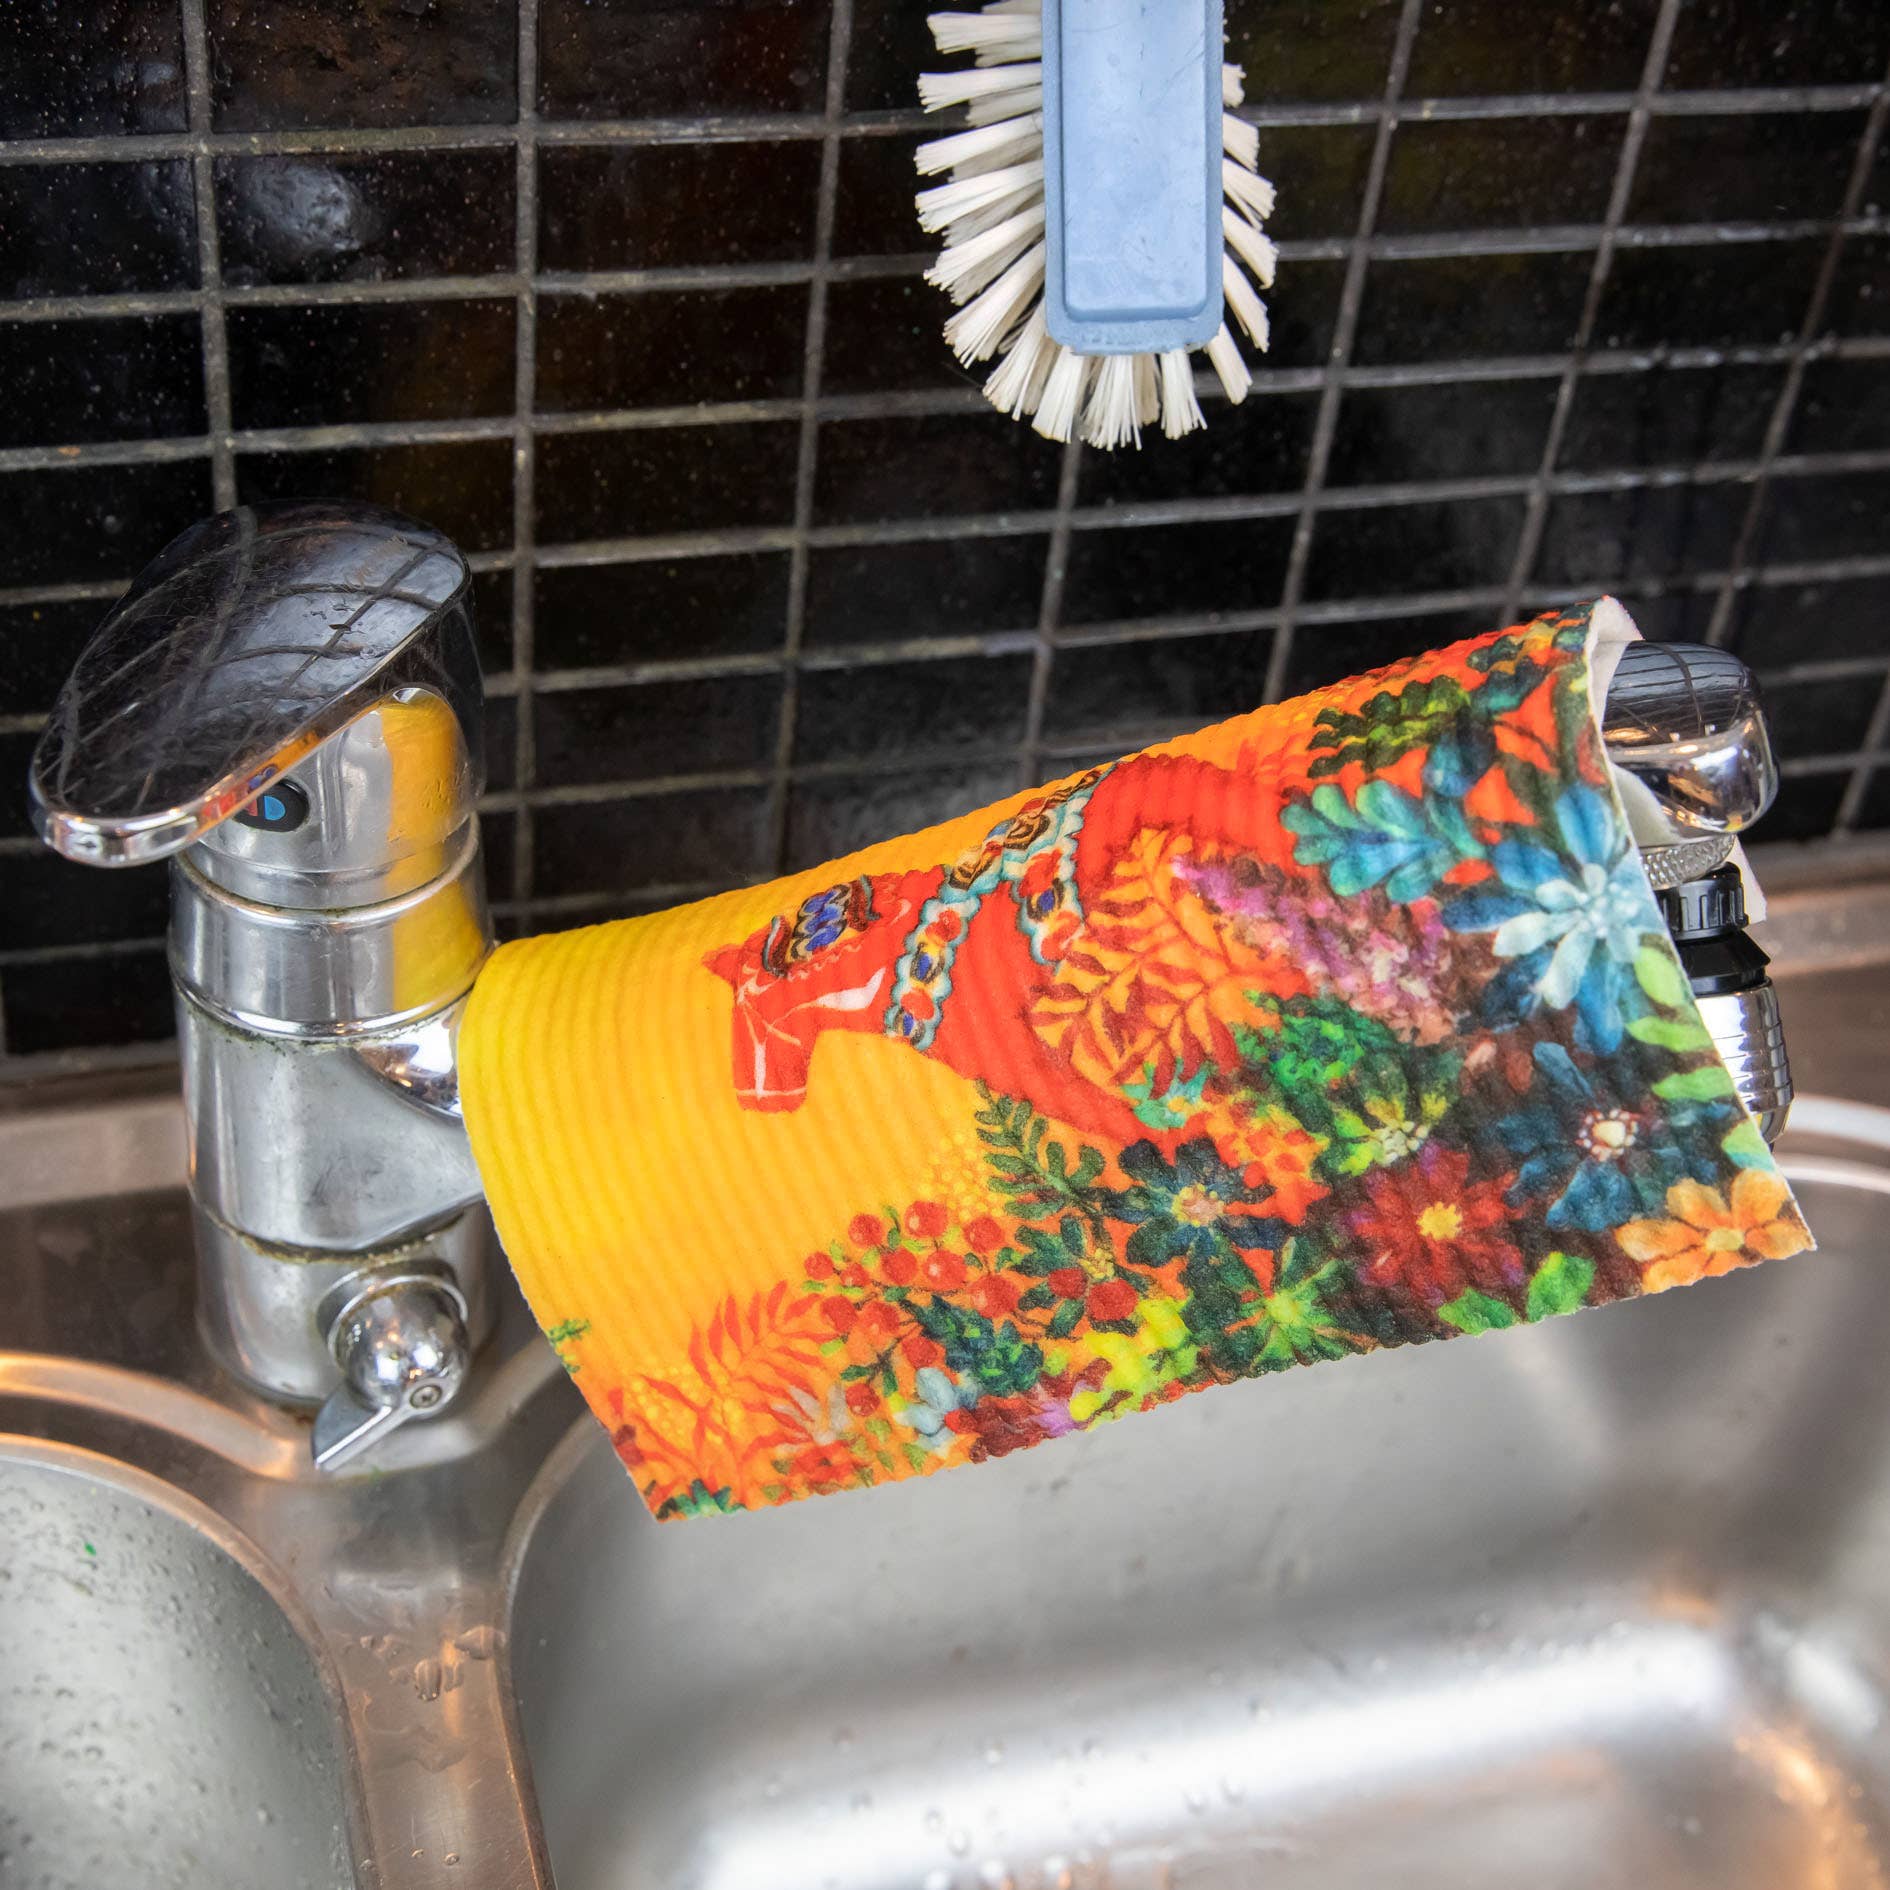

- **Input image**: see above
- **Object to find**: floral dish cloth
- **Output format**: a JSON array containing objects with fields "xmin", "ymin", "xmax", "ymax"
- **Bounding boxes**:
[{"xmin": 460, "ymin": 598, "xmax": 1813, "ymax": 1519}]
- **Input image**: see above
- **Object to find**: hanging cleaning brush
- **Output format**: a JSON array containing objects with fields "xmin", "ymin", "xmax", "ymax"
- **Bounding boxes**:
[{"xmin": 916, "ymin": 0, "xmax": 1275, "ymax": 448}]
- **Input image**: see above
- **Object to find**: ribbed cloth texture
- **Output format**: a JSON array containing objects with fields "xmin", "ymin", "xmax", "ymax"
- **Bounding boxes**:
[{"xmin": 461, "ymin": 598, "xmax": 1811, "ymax": 1520}]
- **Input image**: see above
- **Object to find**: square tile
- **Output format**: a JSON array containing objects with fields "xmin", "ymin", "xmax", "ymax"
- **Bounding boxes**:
[
  {"xmin": 845, "ymin": 0, "xmax": 938, "ymax": 112},
  {"xmin": 793, "ymin": 652, "xmax": 1032, "ymax": 765},
  {"xmin": 1353, "ymin": 251, "xmax": 1591, "ymax": 364},
  {"xmin": 1789, "ymin": 358, "xmax": 1890, "ymax": 455},
  {"xmin": 2, "ymin": 949, "xmax": 176, "ymax": 1056},
  {"xmin": 1560, "ymin": 362, "xmax": 1786, "ymax": 470},
  {"xmin": 1281, "ymin": 611, "xmax": 1497, "ymax": 697},
  {"xmin": 1597, "ymin": 238, "xmax": 1824, "ymax": 352},
  {"xmin": 537, "ymin": 285, "xmax": 807, "ymax": 410},
  {"xmin": 1759, "ymin": 672, "xmax": 1881, "ymax": 764},
  {"xmin": 1630, "ymin": 112, "xmax": 1872, "ymax": 227},
  {"xmin": 535, "ymin": 554, "xmax": 790, "ymax": 668},
  {"xmin": 1758, "ymin": 469, "xmax": 1890, "ymax": 567},
  {"xmin": 208, "ymin": 0, "xmax": 519, "ymax": 130},
  {"xmin": 535, "ymin": 423, "xmax": 799, "ymax": 542},
  {"xmin": 535, "ymin": 787, "xmax": 772, "ymax": 896},
  {"xmin": 470, "ymin": 569, "xmax": 514, "ymax": 674},
  {"xmin": 1225, "ymin": 0, "xmax": 1406, "ymax": 104},
  {"xmin": 1665, "ymin": 0, "xmax": 1890, "ymax": 88},
  {"xmin": 784, "ymin": 762, "xmax": 1019, "ymax": 873},
  {"xmin": 1326, "ymin": 377, "xmax": 1558, "ymax": 485},
  {"xmin": 1823, "ymin": 235, "xmax": 1890, "ymax": 339},
  {"xmin": 1379, "ymin": 117, "xmax": 1620, "ymax": 235},
  {"xmin": 834, "ymin": 133, "xmax": 926, "ymax": 259},
  {"xmin": 803, "ymin": 533, "xmax": 1047, "ymax": 646},
  {"xmin": 821, "ymin": 274, "xmax": 963, "ymax": 394},
  {"xmin": 1062, "ymin": 515, "xmax": 1297, "ymax": 625},
  {"xmin": 236, "ymin": 440, "xmax": 514, "ymax": 552},
  {"xmin": 0, "ymin": 459, "xmax": 211, "ymax": 586},
  {"xmin": 815, "ymin": 411, "xmax": 1062, "ymax": 524},
  {"xmin": 215, "ymin": 150, "xmax": 515, "ymax": 286},
  {"xmin": 1079, "ymin": 393, "xmax": 1317, "ymax": 505},
  {"xmin": 226, "ymin": 300, "xmax": 515, "ymax": 428},
  {"xmin": 0, "ymin": 727, "xmax": 40, "ymax": 839},
  {"xmin": 1, "ymin": 0, "xmax": 186, "ymax": 135},
  {"xmin": 536, "ymin": 673, "xmax": 781, "ymax": 787},
  {"xmin": 539, "ymin": 142, "xmax": 821, "ymax": 271},
  {"xmin": 1532, "ymin": 483, "xmax": 1745, "ymax": 588},
  {"xmin": 0, "ymin": 599, "xmax": 102, "ymax": 716},
  {"xmin": 1263, "ymin": 257, "xmax": 1346, "ymax": 371},
  {"xmin": 484, "ymin": 694, "xmax": 517, "ymax": 794},
  {"xmin": 539, "ymin": 0, "xmax": 831, "ymax": 118},
  {"xmin": 0, "ymin": 850, "xmax": 169, "ymax": 952},
  {"xmin": 0, "ymin": 162, "xmax": 196, "ymax": 297},
  {"xmin": 1042, "ymin": 629, "xmax": 1277, "ymax": 747},
  {"xmin": 1753, "ymin": 769, "xmax": 1847, "ymax": 842},
  {"xmin": 1304, "ymin": 495, "xmax": 1525, "ymax": 602},
  {"xmin": 1406, "ymin": 0, "xmax": 1657, "ymax": 93},
  {"xmin": 1253, "ymin": 125, "xmax": 1376, "ymax": 244},
  {"xmin": 0, "ymin": 314, "xmax": 204, "ymax": 448},
  {"xmin": 1853, "ymin": 768, "xmax": 1890, "ymax": 834},
  {"xmin": 1728, "ymin": 576, "xmax": 1890, "ymax": 667}
]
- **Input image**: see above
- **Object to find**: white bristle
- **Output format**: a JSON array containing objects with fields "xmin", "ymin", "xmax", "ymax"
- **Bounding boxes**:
[
  {"xmin": 1222, "ymin": 113, "xmax": 1260, "ymax": 170},
  {"xmin": 916, "ymin": 115, "xmax": 1042, "ymax": 179},
  {"xmin": 918, "ymin": 16, "xmax": 1277, "ymax": 448},
  {"xmin": 1033, "ymin": 346, "xmax": 1091, "ymax": 443},
  {"xmin": 1206, "ymin": 325, "xmax": 1252, "ymax": 405},
  {"xmin": 985, "ymin": 305, "xmax": 1054, "ymax": 418},
  {"xmin": 927, "ymin": 200, "xmax": 1047, "ymax": 301},
  {"xmin": 917, "ymin": 62, "xmax": 1042, "ymax": 113},
  {"xmin": 1222, "ymin": 253, "xmax": 1271, "ymax": 351},
  {"xmin": 916, "ymin": 158, "xmax": 1044, "ymax": 236},
  {"xmin": 1223, "ymin": 159, "xmax": 1277, "ymax": 226},
  {"xmin": 927, "ymin": 11, "xmax": 1042, "ymax": 59},
  {"xmin": 944, "ymin": 241, "xmax": 1045, "ymax": 362},
  {"xmin": 1159, "ymin": 349, "xmax": 1206, "ymax": 439},
  {"xmin": 1133, "ymin": 353, "xmax": 1161, "ymax": 428},
  {"xmin": 1222, "ymin": 206, "xmax": 1278, "ymax": 288},
  {"xmin": 1081, "ymin": 356, "xmax": 1141, "ymax": 449}
]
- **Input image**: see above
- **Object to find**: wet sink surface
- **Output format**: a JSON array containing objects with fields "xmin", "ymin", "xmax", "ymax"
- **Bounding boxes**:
[
  {"xmin": 507, "ymin": 1168, "xmax": 1890, "ymax": 1890},
  {"xmin": 0, "ymin": 1442, "xmax": 353, "ymax": 1890}
]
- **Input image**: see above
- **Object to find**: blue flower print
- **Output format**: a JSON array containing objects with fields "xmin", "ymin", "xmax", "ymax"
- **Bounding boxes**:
[
  {"xmin": 1443, "ymin": 783, "xmax": 1652, "ymax": 1051},
  {"xmin": 1496, "ymin": 1042, "xmax": 1726, "ymax": 1232}
]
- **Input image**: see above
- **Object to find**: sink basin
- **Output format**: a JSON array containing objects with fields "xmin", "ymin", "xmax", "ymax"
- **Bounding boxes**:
[
  {"xmin": 0, "ymin": 1440, "xmax": 353, "ymax": 1890},
  {"xmin": 506, "ymin": 1161, "xmax": 1890, "ymax": 1890}
]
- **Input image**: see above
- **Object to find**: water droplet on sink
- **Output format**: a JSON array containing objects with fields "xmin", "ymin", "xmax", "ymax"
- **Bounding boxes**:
[
  {"xmin": 851, "ymin": 1791, "xmax": 873, "ymax": 1815},
  {"xmin": 444, "ymin": 1853, "xmax": 460, "ymax": 1866},
  {"xmin": 763, "ymin": 1774, "xmax": 784, "ymax": 1801},
  {"xmin": 833, "ymin": 1727, "xmax": 854, "ymax": 1751},
  {"xmin": 1081, "ymin": 1736, "xmax": 1103, "ymax": 1758},
  {"xmin": 984, "ymin": 1740, "xmax": 1005, "ymax": 1766},
  {"xmin": 949, "ymin": 1828, "xmax": 972, "ymax": 1856},
  {"xmin": 924, "ymin": 1808, "xmax": 944, "ymax": 1833},
  {"xmin": 1184, "ymin": 1787, "xmax": 1209, "ymax": 1814},
  {"xmin": 255, "ymin": 1807, "xmax": 272, "ymax": 1825},
  {"xmin": 1680, "ymin": 1815, "xmax": 1703, "ymax": 1838}
]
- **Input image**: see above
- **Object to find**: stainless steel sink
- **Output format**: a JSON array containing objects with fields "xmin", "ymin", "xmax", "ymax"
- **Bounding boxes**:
[
  {"xmin": 6, "ymin": 866, "xmax": 1890, "ymax": 1888},
  {"xmin": 504, "ymin": 1154, "xmax": 1890, "ymax": 1890},
  {"xmin": 0, "ymin": 1442, "xmax": 353, "ymax": 1890}
]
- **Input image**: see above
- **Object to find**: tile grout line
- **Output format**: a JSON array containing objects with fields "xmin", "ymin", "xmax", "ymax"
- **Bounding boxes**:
[
  {"xmin": 508, "ymin": 0, "xmax": 541, "ymax": 909},
  {"xmin": 0, "ymin": 79, "xmax": 1881, "ymax": 170},
  {"xmin": 1019, "ymin": 439, "xmax": 1085, "ymax": 787},
  {"xmin": 1262, "ymin": 0, "xmax": 1424, "ymax": 705},
  {"xmin": 1703, "ymin": 53, "xmax": 1890, "ymax": 654},
  {"xmin": 763, "ymin": 0, "xmax": 854, "ymax": 879},
  {"xmin": 1500, "ymin": 0, "xmax": 1682, "ymax": 627},
  {"xmin": 178, "ymin": 0, "xmax": 235, "ymax": 510}
]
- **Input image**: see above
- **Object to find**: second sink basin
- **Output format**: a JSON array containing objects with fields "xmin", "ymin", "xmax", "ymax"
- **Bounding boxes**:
[
  {"xmin": 507, "ymin": 1166, "xmax": 1890, "ymax": 1890},
  {"xmin": 0, "ymin": 1440, "xmax": 353, "ymax": 1890}
]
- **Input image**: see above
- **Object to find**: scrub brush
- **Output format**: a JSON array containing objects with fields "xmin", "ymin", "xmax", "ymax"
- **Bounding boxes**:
[{"xmin": 916, "ymin": 0, "xmax": 1276, "ymax": 448}]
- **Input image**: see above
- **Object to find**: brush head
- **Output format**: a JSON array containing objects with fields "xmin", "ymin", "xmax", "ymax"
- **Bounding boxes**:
[{"xmin": 918, "ymin": 0, "xmax": 1277, "ymax": 448}]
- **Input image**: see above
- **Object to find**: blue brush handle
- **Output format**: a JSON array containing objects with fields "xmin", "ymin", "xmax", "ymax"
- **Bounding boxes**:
[{"xmin": 1041, "ymin": 0, "xmax": 1225, "ymax": 354}]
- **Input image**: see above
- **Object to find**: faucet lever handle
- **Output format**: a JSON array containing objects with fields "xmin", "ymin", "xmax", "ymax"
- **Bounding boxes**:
[{"xmin": 29, "ymin": 501, "xmax": 482, "ymax": 871}]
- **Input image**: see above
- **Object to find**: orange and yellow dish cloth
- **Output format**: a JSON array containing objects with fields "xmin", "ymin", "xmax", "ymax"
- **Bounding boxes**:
[{"xmin": 460, "ymin": 599, "xmax": 1813, "ymax": 1520}]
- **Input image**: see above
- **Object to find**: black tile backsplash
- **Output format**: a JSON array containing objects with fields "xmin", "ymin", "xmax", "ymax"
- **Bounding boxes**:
[{"xmin": 0, "ymin": 0, "xmax": 1886, "ymax": 1065}]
